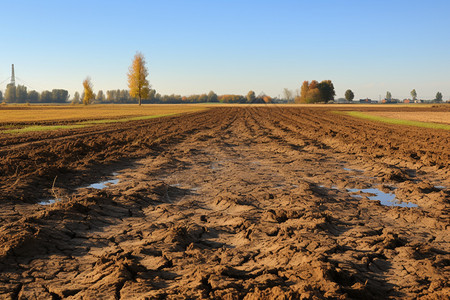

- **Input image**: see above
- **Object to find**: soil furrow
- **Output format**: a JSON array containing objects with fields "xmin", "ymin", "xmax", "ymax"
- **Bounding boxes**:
[{"xmin": 0, "ymin": 107, "xmax": 448, "ymax": 299}]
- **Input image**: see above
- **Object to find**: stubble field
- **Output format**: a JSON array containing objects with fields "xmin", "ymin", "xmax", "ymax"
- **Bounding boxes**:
[
  {"xmin": 0, "ymin": 104, "xmax": 208, "ymax": 123},
  {"xmin": 0, "ymin": 105, "xmax": 448, "ymax": 299},
  {"xmin": 364, "ymin": 111, "xmax": 450, "ymax": 124}
]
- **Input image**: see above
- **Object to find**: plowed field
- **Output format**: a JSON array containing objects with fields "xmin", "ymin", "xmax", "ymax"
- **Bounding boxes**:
[{"xmin": 0, "ymin": 107, "xmax": 449, "ymax": 299}]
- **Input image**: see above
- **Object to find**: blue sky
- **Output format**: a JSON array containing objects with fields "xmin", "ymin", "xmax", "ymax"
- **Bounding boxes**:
[{"xmin": 0, "ymin": 0, "xmax": 449, "ymax": 100}]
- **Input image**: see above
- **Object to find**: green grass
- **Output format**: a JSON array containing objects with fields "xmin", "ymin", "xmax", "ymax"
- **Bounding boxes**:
[
  {"xmin": 3, "ymin": 124, "xmax": 88, "ymax": 134},
  {"xmin": 337, "ymin": 111, "xmax": 450, "ymax": 130},
  {"xmin": 2, "ymin": 113, "xmax": 182, "ymax": 134},
  {"xmin": 0, "ymin": 125, "xmax": 16, "ymax": 129}
]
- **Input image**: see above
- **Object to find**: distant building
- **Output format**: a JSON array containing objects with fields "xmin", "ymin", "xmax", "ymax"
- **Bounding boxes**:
[
  {"xmin": 272, "ymin": 98, "xmax": 287, "ymax": 104},
  {"xmin": 359, "ymin": 98, "xmax": 372, "ymax": 103},
  {"xmin": 381, "ymin": 98, "xmax": 399, "ymax": 104}
]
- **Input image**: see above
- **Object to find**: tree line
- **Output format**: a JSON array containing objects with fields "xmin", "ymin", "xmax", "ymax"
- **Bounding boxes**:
[
  {"xmin": 78, "ymin": 52, "xmax": 274, "ymax": 105},
  {"xmin": 1, "ymin": 83, "xmax": 69, "ymax": 103},
  {"xmin": 73, "ymin": 89, "xmax": 273, "ymax": 104},
  {"xmin": 5, "ymin": 51, "xmax": 443, "ymax": 105},
  {"xmin": 343, "ymin": 88, "xmax": 445, "ymax": 103}
]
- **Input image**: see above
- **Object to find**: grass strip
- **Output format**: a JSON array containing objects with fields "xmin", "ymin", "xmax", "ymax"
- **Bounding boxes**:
[
  {"xmin": 3, "ymin": 124, "xmax": 88, "ymax": 134},
  {"xmin": 336, "ymin": 111, "xmax": 450, "ymax": 130}
]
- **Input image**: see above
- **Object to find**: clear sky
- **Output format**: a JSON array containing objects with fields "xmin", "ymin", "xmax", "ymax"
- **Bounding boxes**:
[{"xmin": 1, "ymin": 0, "xmax": 449, "ymax": 100}]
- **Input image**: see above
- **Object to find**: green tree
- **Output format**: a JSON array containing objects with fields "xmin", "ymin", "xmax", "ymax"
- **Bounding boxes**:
[
  {"xmin": 40, "ymin": 90, "xmax": 52, "ymax": 103},
  {"xmin": 435, "ymin": 92, "xmax": 443, "ymax": 102},
  {"xmin": 52, "ymin": 89, "xmax": 69, "ymax": 103},
  {"xmin": 207, "ymin": 90, "xmax": 218, "ymax": 103},
  {"xmin": 246, "ymin": 90, "xmax": 256, "ymax": 103},
  {"xmin": 27, "ymin": 90, "xmax": 39, "ymax": 102},
  {"xmin": 386, "ymin": 91, "xmax": 392, "ymax": 101},
  {"xmin": 0, "ymin": 91, "xmax": 3, "ymax": 102},
  {"xmin": 106, "ymin": 90, "xmax": 114, "ymax": 102},
  {"xmin": 198, "ymin": 94, "xmax": 208, "ymax": 102},
  {"xmin": 411, "ymin": 89, "xmax": 417, "ymax": 101},
  {"xmin": 345, "ymin": 89, "xmax": 354, "ymax": 102},
  {"xmin": 128, "ymin": 52, "xmax": 150, "ymax": 106},
  {"xmin": 147, "ymin": 89, "xmax": 157, "ymax": 102},
  {"xmin": 15, "ymin": 85, "xmax": 28, "ymax": 103},
  {"xmin": 82, "ymin": 77, "xmax": 95, "ymax": 105},
  {"xmin": 72, "ymin": 91, "xmax": 80, "ymax": 104},
  {"xmin": 317, "ymin": 80, "xmax": 335, "ymax": 103},
  {"xmin": 119, "ymin": 90, "xmax": 129, "ymax": 102},
  {"xmin": 96, "ymin": 90, "xmax": 105, "ymax": 103},
  {"xmin": 5, "ymin": 84, "xmax": 16, "ymax": 103}
]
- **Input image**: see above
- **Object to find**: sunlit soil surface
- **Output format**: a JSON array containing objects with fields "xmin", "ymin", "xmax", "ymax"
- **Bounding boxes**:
[{"xmin": 0, "ymin": 107, "xmax": 448, "ymax": 299}]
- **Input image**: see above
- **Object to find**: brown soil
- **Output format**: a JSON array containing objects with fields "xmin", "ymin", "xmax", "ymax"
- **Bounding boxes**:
[{"xmin": 0, "ymin": 107, "xmax": 449, "ymax": 299}]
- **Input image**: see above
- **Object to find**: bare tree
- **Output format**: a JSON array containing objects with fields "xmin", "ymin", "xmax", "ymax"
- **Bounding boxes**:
[{"xmin": 283, "ymin": 88, "xmax": 293, "ymax": 102}]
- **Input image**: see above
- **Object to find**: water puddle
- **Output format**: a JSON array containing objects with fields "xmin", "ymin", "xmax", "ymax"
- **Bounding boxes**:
[
  {"xmin": 343, "ymin": 167, "xmax": 364, "ymax": 172},
  {"xmin": 85, "ymin": 179, "xmax": 119, "ymax": 190},
  {"xmin": 38, "ymin": 172, "xmax": 122, "ymax": 205},
  {"xmin": 347, "ymin": 188, "xmax": 418, "ymax": 208},
  {"xmin": 81, "ymin": 173, "xmax": 120, "ymax": 190},
  {"xmin": 38, "ymin": 199, "xmax": 59, "ymax": 205}
]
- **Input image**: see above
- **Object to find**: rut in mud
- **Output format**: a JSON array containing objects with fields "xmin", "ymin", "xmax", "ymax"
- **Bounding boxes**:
[{"xmin": 0, "ymin": 107, "xmax": 449, "ymax": 299}]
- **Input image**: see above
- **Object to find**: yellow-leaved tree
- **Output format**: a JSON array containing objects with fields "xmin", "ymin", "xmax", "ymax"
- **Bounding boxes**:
[
  {"xmin": 82, "ymin": 77, "xmax": 95, "ymax": 105},
  {"xmin": 128, "ymin": 52, "xmax": 150, "ymax": 106}
]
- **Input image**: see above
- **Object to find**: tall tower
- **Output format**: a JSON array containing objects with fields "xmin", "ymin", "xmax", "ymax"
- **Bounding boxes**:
[{"xmin": 11, "ymin": 64, "xmax": 15, "ymax": 86}]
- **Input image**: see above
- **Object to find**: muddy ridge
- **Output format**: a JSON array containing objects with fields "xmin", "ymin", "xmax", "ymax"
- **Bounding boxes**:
[{"xmin": 0, "ymin": 107, "xmax": 449, "ymax": 299}]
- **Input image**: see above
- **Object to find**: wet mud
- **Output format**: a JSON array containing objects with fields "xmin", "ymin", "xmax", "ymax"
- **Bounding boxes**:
[{"xmin": 0, "ymin": 107, "xmax": 449, "ymax": 299}]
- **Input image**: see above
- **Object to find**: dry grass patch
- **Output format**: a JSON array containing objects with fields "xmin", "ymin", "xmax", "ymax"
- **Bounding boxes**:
[
  {"xmin": 338, "ymin": 111, "xmax": 450, "ymax": 130},
  {"xmin": 367, "ymin": 111, "xmax": 450, "ymax": 125}
]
